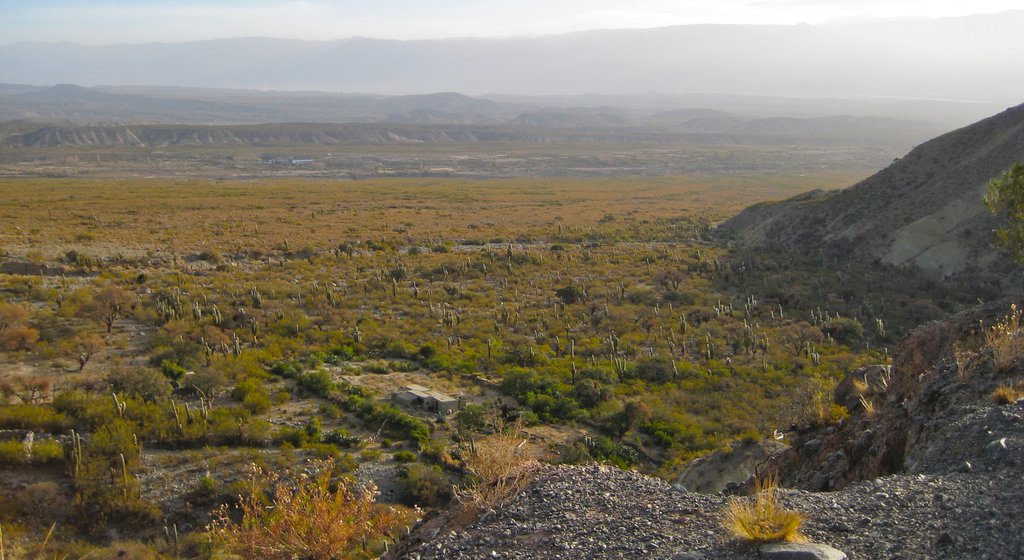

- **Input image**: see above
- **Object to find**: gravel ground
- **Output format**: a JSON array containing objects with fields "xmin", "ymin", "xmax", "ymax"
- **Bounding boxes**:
[{"xmin": 404, "ymin": 463, "xmax": 1024, "ymax": 560}]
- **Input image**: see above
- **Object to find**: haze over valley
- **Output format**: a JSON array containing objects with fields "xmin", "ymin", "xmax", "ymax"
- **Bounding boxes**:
[{"xmin": 2, "ymin": 3, "xmax": 1024, "ymax": 559}]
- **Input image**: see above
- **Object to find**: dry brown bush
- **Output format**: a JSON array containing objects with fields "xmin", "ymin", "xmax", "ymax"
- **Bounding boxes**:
[
  {"xmin": 985, "ymin": 305, "xmax": 1024, "ymax": 371},
  {"xmin": 454, "ymin": 415, "xmax": 538, "ymax": 512},
  {"xmin": 210, "ymin": 460, "xmax": 414, "ymax": 560}
]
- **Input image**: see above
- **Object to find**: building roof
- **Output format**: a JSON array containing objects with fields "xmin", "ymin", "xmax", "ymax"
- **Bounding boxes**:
[{"xmin": 398, "ymin": 384, "xmax": 456, "ymax": 402}]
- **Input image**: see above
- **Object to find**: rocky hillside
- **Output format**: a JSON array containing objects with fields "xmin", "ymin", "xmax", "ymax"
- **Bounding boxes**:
[
  {"xmin": 718, "ymin": 102, "xmax": 1024, "ymax": 280},
  {"xmin": 396, "ymin": 302, "xmax": 1024, "ymax": 559}
]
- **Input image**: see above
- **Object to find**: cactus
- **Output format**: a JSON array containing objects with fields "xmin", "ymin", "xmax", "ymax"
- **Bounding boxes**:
[
  {"xmin": 69, "ymin": 429, "xmax": 83, "ymax": 480},
  {"xmin": 249, "ymin": 285, "xmax": 263, "ymax": 308},
  {"xmin": 119, "ymin": 452, "xmax": 129, "ymax": 503},
  {"xmin": 112, "ymin": 392, "xmax": 127, "ymax": 418}
]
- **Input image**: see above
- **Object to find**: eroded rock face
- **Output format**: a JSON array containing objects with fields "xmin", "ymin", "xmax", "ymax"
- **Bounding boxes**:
[
  {"xmin": 676, "ymin": 439, "xmax": 787, "ymax": 494},
  {"xmin": 778, "ymin": 300, "xmax": 1024, "ymax": 491}
]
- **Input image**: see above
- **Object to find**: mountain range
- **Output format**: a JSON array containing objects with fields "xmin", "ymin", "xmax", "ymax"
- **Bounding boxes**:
[
  {"xmin": 0, "ymin": 84, "xmax": 946, "ymax": 148},
  {"xmin": 2, "ymin": 12, "xmax": 1023, "ymax": 119}
]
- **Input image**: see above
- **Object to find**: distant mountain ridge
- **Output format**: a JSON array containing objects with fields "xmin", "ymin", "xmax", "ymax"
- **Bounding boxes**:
[
  {"xmin": 2, "ymin": 13, "xmax": 1024, "ymax": 107},
  {"xmin": 718, "ymin": 102, "xmax": 1024, "ymax": 281},
  {"xmin": 0, "ymin": 83, "xmax": 945, "ymax": 147}
]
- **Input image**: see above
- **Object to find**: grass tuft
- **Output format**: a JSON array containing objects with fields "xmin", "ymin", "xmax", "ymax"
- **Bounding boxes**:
[
  {"xmin": 724, "ymin": 475, "xmax": 805, "ymax": 543},
  {"xmin": 990, "ymin": 384, "xmax": 1024, "ymax": 405}
]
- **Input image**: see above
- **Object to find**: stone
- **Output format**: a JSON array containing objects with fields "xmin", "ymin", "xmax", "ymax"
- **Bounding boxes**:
[{"xmin": 759, "ymin": 542, "xmax": 848, "ymax": 560}]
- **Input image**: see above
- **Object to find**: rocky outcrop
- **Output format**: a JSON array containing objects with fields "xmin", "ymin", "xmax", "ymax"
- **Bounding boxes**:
[
  {"xmin": 675, "ymin": 439, "xmax": 787, "ymax": 493},
  {"xmin": 777, "ymin": 300, "xmax": 1024, "ymax": 491}
]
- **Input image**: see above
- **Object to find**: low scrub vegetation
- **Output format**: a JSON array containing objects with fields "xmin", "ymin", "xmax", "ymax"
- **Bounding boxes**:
[{"xmin": 0, "ymin": 175, "xmax": 983, "ymax": 555}]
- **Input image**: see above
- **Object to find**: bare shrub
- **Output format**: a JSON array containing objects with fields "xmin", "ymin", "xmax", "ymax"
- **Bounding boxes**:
[
  {"xmin": 210, "ymin": 460, "xmax": 414, "ymax": 560},
  {"xmin": 454, "ymin": 415, "xmax": 538, "ymax": 512},
  {"xmin": 985, "ymin": 305, "xmax": 1024, "ymax": 371}
]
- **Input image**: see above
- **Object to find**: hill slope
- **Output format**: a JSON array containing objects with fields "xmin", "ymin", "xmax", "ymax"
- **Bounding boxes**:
[{"xmin": 718, "ymin": 102, "xmax": 1024, "ymax": 279}]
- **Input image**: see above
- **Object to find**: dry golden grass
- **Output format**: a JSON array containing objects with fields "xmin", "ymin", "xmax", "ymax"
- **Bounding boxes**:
[
  {"xmin": 858, "ymin": 394, "xmax": 877, "ymax": 417},
  {"xmin": 985, "ymin": 305, "xmax": 1024, "ymax": 371},
  {"xmin": 0, "ymin": 173, "xmax": 858, "ymax": 259},
  {"xmin": 210, "ymin": 461, "xmax": 415, "ymax": 560},
  {"xmin": 851, "ymin": 377, "xmax": 870, "ymax": 396},
  {"xmin": 724, "ymin": 475, "xmax": 805, "ymax": 543},
  {"xmin": 990, "ymin": 384, "xmax": 1024, "ymax": 405}
]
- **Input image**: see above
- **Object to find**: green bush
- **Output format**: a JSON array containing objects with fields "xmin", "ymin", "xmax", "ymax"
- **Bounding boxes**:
[
  {"xmin": 396, "ymin": 463, "xmax": 452, "ymax": 507},
  {"xmin": 242, "ymin": 391, "xmax": 272, "ymax": 414},
  {"xmin": 160, "ymin": 359, "xmax": 188, "ymax": 383},
  {"xmin": 0, "ymin": 438, "xmax": 65, "ymax": 464},
  {"xmin": 0, "ymin": 404, "xmax": 68, "ymax": 432},
  {"xmin": 393, "ymin": 450, "xmax": 417, "ymax": 463},
  {"xmin": 297, "ymin": 370, "xmax": 335, "ymax": 397}
]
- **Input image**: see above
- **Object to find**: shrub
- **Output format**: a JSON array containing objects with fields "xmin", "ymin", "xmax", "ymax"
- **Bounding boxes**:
[
  {"xmin": 105, "ymin": 367, "xmax": 172, "ymax": 402},
  {"xmin": 455, "ymin": 404, "xmax": 488, "ymax": 432},
  {"xmin": 723, "ymin": 475, "xmax": 804, "ymax": 543},
  {"xmin": 0, "ymin": 404, "xmax": 68, "ymax": 432},
  {"xmin": 160, "ymin": 359, "xmax": 188, "ymax": 383},
  {"xmin": 211, "ymin": 460, "xmax": 414, "ymax": 560},
  {"xmin": 298, "ymin": 370, "xmax": 335, "ymax": 397},
  {"xmin": 393, "ymin": 450, "xmax": 417, "ymax": 463},
  {"xmin": 985, "ymin": 305, "xmax": 1024, "ymax": 370},
  {"xmin": 396, "ymin": 463, "xmax": 452, "ymax": 507},
  {"xmin": 0, "ymin": 326, "xmax": 40, "ymax": 351},
  {"xmin": 243, "ymin": 391, "xmax": 272, "ymax": 414},
  {"xmin": 555, "ymin": 285, "xmax": 585, "ymax": 304},
  {"xmin": 455, "ymin": 417, "xmax": 536, "ymax": 510},
  {"xmin": 323, "ymin": 429, "xmax": 361, "ymax": 449}
]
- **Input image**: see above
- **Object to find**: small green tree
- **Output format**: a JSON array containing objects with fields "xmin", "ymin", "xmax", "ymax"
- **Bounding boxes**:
[{"xmin": 985, "ymin": 163, "xmax": 1024, "ymax": 262}]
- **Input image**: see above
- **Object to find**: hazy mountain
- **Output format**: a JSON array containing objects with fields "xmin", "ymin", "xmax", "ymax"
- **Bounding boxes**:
[
  {"xmin": 506, "ymin": 107, "xmax": 633, "ymax": 128},
  {"xmin": 2, "ymin": 12, "xmax": 1022, "ymax": 112},
  {"xmin": 0, "ymin": 83, "xmax": 947, "ymax": 145},
  {"xmin": 718, "ymin": 103, "xmax": 1024, "ymax": 281}
]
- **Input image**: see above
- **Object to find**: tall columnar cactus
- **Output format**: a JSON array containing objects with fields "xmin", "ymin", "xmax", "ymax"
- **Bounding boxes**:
[
  {"xmin": 70, "ymin": 429, "xmax": 83, "ymax": 480},
  {"xmin": 112, "ymin": 392, "xmax": 127, "ymax": 418},
  {"xmin": 250, "ymin": 286, "xmax": 263, "ymax": 309}
]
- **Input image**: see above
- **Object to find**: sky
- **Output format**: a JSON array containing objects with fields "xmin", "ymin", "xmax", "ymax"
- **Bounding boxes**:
[{"xmin": 1, "ymin": 0, "xmax": 1022, "ymax": 45}]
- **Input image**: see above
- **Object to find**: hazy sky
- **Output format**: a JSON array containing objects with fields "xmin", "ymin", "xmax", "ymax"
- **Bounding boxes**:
[{"xmin": 2, "ymin": 0, "xmax": 1021, "ymax": 44}]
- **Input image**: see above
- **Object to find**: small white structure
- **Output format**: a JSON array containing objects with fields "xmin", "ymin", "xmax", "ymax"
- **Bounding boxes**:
[{"xmin": 393, "ymin": 384, "xmax": 459, "ymax": 415}]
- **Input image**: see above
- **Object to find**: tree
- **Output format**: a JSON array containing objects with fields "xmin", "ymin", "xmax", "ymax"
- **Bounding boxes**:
[
  {"xmin": 82, "ymin": 284, "xmax": 133, "ymax": 333},
  {"xmin": 63, "ymin": 334, "xmax": 105, "ymax": 371},
  {"xmin": 985, "ymin": 163, "xmax": 1024, "ymax": 263}
]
